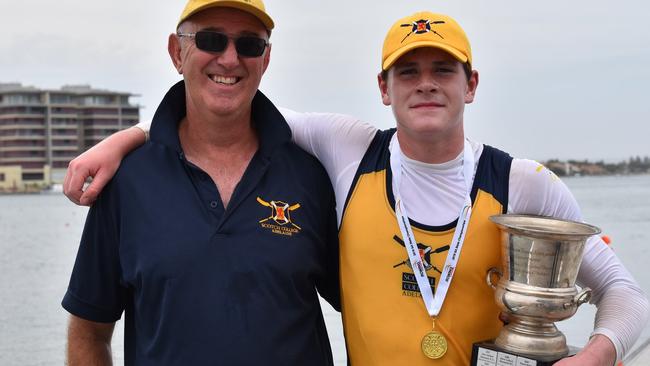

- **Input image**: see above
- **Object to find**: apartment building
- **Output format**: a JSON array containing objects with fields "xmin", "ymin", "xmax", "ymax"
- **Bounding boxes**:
[{"xmin": 0, "ymin": 83, "xmax": 139, "ymax": 190}]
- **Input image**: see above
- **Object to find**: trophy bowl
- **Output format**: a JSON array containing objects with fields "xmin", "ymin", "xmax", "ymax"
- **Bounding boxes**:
[{"xmin": 487, "ymin": 214, "xmax": 601, "ymax": 361}]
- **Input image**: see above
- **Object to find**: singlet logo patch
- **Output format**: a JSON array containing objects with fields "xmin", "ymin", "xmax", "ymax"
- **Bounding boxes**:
[
  {"xmin": 392, "ymin": 235, "xmax": 449, "ymax": 297},
  {"xmin": 256, "ymin": 197, "xmax": 301, "ymax": 236}
]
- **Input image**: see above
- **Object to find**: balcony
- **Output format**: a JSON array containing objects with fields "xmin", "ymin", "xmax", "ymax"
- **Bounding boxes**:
[
  {"xmin": 0, "ymin": 135, "xmax": 46, "ymax": 142},
  {"xmin": 51, "ymin": 157, "xmax": 76, "ymax": 165},
  {"xmin": 50, "ymin": 136, "xmax": 79, "ymax": 141},
  {"xmin": 0, "ymin": 124, "xmax": 46, "ymax": 130},
  {"xmin": 51, "ymin": 146, "xmax": 79, "ymax": 152},
  {"xmin": 51, "ymin": 141, "xmax": 78, "ymax": 147},
  {"xmin": 83, "ymin": 132, "xmax": 115, "ymax": 140},
  {"xmin": 49, "ymin": 114, "xmax": 78, "ymax": 119},
  {"xmin": 50, "ymin": 124, "xmax": 78, "ymax": 130},
  {"xmin": 0, "ymin": 145, "xmax": 46, "ymax": 152},
  {"xmin": 0, "ymin": 156, "xmax": 47, "ymax": 163},
  {"xmin": 0, "ymin": 113, "xmax": 46, "ymax": 121},
  {"xmin": 0, "ymin": 102, "xmax": 44, "ymax": 107},
  {"xmin": 84, "ymin": 126, "xmax": 120, "ymax": 132}
]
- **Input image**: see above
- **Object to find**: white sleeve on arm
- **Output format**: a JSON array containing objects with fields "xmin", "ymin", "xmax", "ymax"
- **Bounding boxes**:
[
  {"xmin": 279, "ymin": 108, "xmax": 378, "ymax": 224},
  {"xmin": 279, "ymin": 108, "xmax": 377, "ymax": 180},
  {"xmin": 579, "ymin": 236, "xmax": 649, "ymax": 361},
  {"xmin": 134, "ymin": 120, "xmax": 152, "ymax": 141},
  {"xmin": 508, "ymin": 158, "xmax": 650, "ymax": 361}
]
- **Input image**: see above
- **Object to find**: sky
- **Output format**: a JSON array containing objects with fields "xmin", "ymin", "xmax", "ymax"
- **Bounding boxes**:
[{"xmin": 1, "ymin": 0, "xmax": 649, "ymax": 162}]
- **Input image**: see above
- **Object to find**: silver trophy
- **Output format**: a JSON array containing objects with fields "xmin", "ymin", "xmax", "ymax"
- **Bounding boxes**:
[{"xmin": 483, "ymin": 214, "xmax": 601, "ymax": 363}]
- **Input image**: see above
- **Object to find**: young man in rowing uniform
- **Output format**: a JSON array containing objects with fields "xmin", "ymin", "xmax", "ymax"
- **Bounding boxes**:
[{"xmin": 63, "ymin": 10, "xmax": 649, "ymax": 366}]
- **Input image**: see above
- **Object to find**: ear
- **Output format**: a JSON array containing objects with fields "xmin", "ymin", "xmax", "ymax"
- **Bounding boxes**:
[
  {"xmin": 378, "ymin": 71, "xmax": 391, "ymax": 106},
  {"xmin": 261, "ymin": 43, "xmax": 271, "ymax": 74},
  {"xmin": 168, "ymin": 33, "xmax": 183, "ymax": 74},
  {"xmin": 464, "ymin": 70, "xmax": 479, "ymax": 104}
]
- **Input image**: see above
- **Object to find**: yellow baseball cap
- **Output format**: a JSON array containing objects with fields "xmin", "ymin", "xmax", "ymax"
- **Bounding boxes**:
[
  {"xmin": 178, "ymin": 0, "xmax": 275, "ymax": 30},
  {"xmin": 382, "ymin": 12, "xmax": 471, "ymax": 71}
]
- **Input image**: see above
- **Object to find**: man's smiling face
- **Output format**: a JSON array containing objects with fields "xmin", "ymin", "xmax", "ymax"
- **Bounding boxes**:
[{"xmin": 170, "ymin": 6, "xmax": 271, "ymax": 119}]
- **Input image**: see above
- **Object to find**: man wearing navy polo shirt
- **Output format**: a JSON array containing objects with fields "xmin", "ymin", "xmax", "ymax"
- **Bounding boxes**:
[{"xmin": 61, "ymin": 0, "xmax": 339, "ymax": 364}]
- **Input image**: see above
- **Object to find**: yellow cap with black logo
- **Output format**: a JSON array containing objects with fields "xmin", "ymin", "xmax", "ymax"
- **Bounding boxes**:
[
  {"xmin": 382, "ymin": 12, "xmax": 471, "ymax": 71},
  {"xmin": 178, "ymin": 0, "xmax": 274, "ymax": 30}
]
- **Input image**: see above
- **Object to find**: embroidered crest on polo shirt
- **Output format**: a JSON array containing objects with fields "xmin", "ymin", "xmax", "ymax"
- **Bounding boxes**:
[
  {"xmin": 391, "ymin": 234, "xmax": 450, "ymax": 298},
  {"xmin": 256, "ymin": 196, "xmax": 302, "ymax": 236},
  {"xmin": 400, "ymin": 19, "xmax": 446, "ymax": 43}
]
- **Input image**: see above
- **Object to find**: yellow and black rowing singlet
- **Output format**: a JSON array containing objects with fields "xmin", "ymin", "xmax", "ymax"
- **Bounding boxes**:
[{"xmin": 339, "ymin": 129, "xmax": 513, "ymax": 365}]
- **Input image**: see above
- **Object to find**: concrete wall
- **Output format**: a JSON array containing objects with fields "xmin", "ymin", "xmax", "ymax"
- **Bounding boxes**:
[
  {"xmin": 0, "ymin": 166, "xmax": 23, "ymax": 191},
  {"xmin": 0, "ymin": 164, "xmax": 52, "ymax": 192}
]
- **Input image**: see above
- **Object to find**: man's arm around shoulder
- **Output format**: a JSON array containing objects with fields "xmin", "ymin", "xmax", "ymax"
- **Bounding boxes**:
[{"xmin": 67, "ymin": 315, "xmax": 115, "ymax": 366}]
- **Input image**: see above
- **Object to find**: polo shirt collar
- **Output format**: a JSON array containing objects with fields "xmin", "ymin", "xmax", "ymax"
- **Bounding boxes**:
[{"xmin": 149, "ymin": 80, "xmax": 292, "ymax": 157}]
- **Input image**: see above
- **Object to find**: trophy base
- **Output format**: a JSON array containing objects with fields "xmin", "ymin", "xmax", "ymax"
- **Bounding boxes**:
[{"xmin": 471, "ymin": 341, "xmax": 579, "ymax": 366}]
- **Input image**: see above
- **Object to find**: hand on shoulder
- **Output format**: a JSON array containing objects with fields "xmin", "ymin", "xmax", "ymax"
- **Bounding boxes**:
[{"xmin": 64, "ymin": 126, "xmax": 146, "ymax": 206}]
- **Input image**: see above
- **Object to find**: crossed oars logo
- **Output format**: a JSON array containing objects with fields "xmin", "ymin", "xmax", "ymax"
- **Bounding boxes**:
[
  {"xmin": 392, "ymin": 235, "xmax": 450, "ymax": 274},
  {"xmin": 400, "ymin": 19, "xmax": 446, "ymax": 43},
  {"xmin": 256, "ymin": 197, "xmax": 301, "ymax": 230}
]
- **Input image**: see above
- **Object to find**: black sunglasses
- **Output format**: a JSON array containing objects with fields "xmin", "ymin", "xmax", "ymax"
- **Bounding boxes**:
[{"xmin": 177, "ymin": 31, "xmax": 269, "ymax": 58}]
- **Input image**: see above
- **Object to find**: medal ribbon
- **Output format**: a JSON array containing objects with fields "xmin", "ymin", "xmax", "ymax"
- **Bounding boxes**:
[{"xmin": 389, "ymin": 137, "xmax": 475, "ymax": 317}]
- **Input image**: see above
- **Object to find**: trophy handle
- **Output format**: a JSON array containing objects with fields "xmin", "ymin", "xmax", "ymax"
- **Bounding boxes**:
[
  {"xmin": 564, "ymin": 287, "xmax": 592, "ymax": 309},
  {"xmin": 486, "ymin": 267, "xmax": 503, "ymax": 290}
]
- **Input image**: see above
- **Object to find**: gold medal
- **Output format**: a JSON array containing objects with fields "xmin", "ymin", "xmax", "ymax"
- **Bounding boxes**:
[{"xmin": 421, "ymin": 330, "xmax": 448, "ymax": 359}]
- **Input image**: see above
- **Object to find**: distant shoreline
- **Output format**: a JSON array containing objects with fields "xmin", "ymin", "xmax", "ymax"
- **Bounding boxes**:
[
  {"xmin": 543, "ymin": 158, "xmax": 650, "ymax": 177},
  {"xmin": 2, "ymin": 167, "xmax": 650, "ymax": 195}
]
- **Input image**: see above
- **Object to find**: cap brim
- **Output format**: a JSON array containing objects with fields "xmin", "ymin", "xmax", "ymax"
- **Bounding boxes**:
[
  {"xmin": 382, "ymin": 41, "xmax": 468, "ymax": 70},
  {"xmin": 178, "ymin": 1, "xmax": 274, "ymax": 30}
]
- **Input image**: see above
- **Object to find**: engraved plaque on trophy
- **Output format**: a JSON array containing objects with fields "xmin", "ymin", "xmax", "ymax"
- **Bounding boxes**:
[{"xmin": 471, "ymin": 215, "xmax": 600, "ymax": 365}]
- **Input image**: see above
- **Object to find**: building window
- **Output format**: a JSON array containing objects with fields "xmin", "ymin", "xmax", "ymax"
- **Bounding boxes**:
[
  {"xmin": 22, "ymin": 173, "xmax": 44, "ymax": 181},
  {"xmin": 5, "ymin": 94, "xmax": 41, "ymax": 104},
  {"xmin": 52, "ymin": 151, "xmax": 76, "ymax": 157},
  {"xmin": 50, "ymin": 94, "xmax": 76, "ymax": 104},
  {"xmin": 0, "ymin": 173, "xmax": 5, "ymax": 182},
  {"xmin": 82, "ymin": 95, "xmax": 113, "ymax": 105},
  {"xmin": 18, "ymin": 162, "xmax": 44, "ymax": 169},
  {"xmin": 52, "ymin": 118, "xmax": 77, "ymax": 126},
  {"xmin": 52, "ymin": 107, "xmax": 77, "ymax": 114}
]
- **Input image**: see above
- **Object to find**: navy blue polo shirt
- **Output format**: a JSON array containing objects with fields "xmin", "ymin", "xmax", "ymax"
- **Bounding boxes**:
[{"xmin": 62, "ymin": 81, "xmax": 340, "ymax": 366}]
